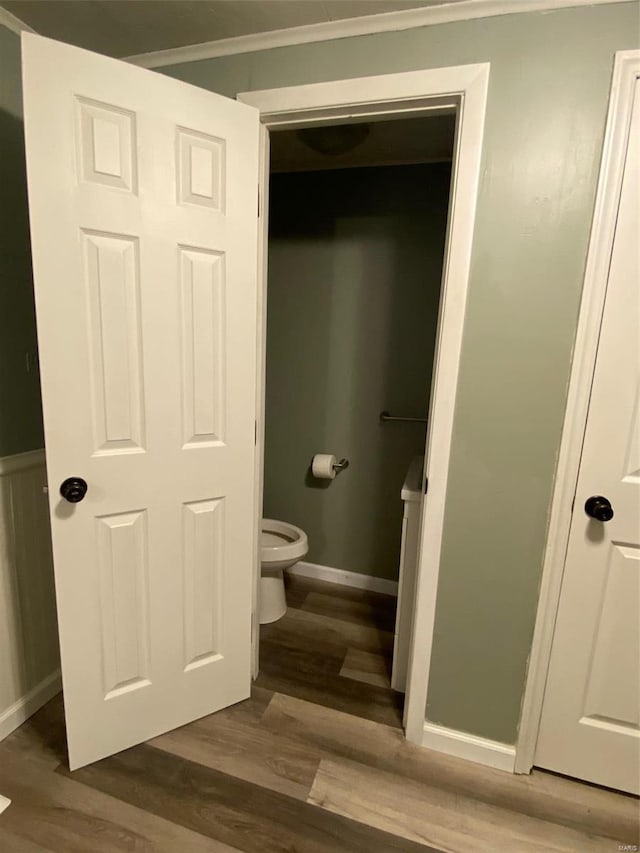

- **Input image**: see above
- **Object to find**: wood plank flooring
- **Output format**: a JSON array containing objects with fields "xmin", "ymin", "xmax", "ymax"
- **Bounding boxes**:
[{"xmin": 0, "ymin": 574, "xmax": 638, "ymax": 852}]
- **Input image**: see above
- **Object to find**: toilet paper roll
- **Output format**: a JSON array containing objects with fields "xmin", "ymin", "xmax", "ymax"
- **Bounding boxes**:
[{"xmin": 311, "ymin": 453, "xmax": 336, "ymax": 480}]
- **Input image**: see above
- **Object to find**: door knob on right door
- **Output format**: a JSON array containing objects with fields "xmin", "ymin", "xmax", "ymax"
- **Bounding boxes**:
[{"xmin": 584, "ymin": 495, "xmax": 614, "ymax": 522}]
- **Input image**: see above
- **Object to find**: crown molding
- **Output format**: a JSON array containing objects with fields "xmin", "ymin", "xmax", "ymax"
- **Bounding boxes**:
[
  {"xmin": 0, "ymin": 5, "xmax": 36, "ymax": 35},
  {"xmin": 125, "ymin": 0, "xmax": 635, "ymax": 69}
]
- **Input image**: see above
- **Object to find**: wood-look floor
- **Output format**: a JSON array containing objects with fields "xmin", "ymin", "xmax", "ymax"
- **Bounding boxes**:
[{"xmin": 0, "ymin": 575, "xmax": 638, "ymax": 852}]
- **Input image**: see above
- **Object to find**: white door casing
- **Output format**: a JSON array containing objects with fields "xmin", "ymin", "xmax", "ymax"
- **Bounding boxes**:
[
  {"xmin": 22, "ymin": 33, "xmax": 259, "ymax": 769},
  {"xmin": 534, "ymin": 68, "xmax": 640, "ymax": 795},
  {"xmin": 239, "ymin": 63, "xmax": 489, "ymax": 748}
]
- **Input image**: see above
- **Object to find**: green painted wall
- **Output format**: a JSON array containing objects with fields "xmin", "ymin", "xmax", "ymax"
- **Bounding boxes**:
[
  {"xmin": 264, "ymin": 164, "xmax": 450, "ymax": 580},
  {"xmin": 0, "ymin": 25, "xmax": 43, "ymax": 457},
  {"xmin": 160, "ymin": 2, "xmax": 639, "ymax": 744}
]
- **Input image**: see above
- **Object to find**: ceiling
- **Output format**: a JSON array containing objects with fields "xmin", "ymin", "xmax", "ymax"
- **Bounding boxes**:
[{"xmin": 0, "ymin": 1, "xmax": 458, "ymax": 58}]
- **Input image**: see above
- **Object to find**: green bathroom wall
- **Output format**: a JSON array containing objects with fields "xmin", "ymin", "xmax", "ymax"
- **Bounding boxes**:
[
  {"xmin": 264, "ymin": 164, "xmax": 451, "ymax": 581},
  {"xmin": 158, "ymin": 1, "xmax": 639, "ymax": 744},
  {"xmin": 0, "ymin": 25, "xmax": 44, "ymax": 457}
]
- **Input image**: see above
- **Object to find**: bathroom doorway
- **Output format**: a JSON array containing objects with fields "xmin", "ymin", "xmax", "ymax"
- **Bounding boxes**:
[
  {"xmin": 240, "ymin": 66, "xmax": 489, "ymax": 741},
  {"xmin": 254, "ymin": 123, "xmax": 453, "ymax": 726}
]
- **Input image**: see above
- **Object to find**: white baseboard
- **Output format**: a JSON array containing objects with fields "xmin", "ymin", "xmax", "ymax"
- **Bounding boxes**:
[
  {"xmin": 422, "ymin": 721, "xmax": 516, "ymax": 773},
  {"xmin": 287, "ymin": 561, "xmax": 398, "ymax": 596},
  {"xmin": 0, "ymin": 670, "xmax": 62, "ymax": 742}
]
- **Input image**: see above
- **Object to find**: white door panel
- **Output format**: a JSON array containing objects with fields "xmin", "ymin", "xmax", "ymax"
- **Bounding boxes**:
[
  {"xmin": 535, "ymin": 77, "xmax": 640, "ymax": 794},
  {"xmin": 22, "ymin": 34, "xmax": 259, "ymax": 769}
]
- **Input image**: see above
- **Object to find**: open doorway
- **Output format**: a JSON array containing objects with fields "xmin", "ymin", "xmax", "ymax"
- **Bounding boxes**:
[
  {"xmin": 254, "ymin": 114, "xmax": 454, "ymax": 728},
  {"xmin": 241, "ymin": 65, "xmax": 489, "ymax": 743}
]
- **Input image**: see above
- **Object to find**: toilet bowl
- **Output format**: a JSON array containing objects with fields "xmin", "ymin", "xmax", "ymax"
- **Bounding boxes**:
[{"xmin": 260, "ymin": 519, "xmax": 308, "ymax": 624}]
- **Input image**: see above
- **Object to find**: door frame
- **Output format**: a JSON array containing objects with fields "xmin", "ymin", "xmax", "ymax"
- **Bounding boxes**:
[
  {"xmin": 514, "ymin": 49, "xmax": 640, "ymax": 775},
  {"xmin": 238, "ymin": 62, "xmax": 490, "ymax": 744}
]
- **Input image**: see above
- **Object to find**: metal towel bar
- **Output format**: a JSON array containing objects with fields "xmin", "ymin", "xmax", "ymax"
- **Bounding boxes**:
[{"xmin": 379, "ymin": 411, "xmax": 428, "ymax": 424}]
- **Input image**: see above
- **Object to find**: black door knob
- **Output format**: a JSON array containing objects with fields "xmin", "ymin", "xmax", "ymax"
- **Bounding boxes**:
[
  {"xmin": 60, "ymin": 477, "xmax": 88, "ymax": 503},
  {"xmin": 584, "ymin": 495, "xmax": 614, "ymax": 522}
]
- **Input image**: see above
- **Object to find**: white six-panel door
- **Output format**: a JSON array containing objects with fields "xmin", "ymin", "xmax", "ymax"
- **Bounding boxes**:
[
  {"xmin": 22, "ymin": 33, "xmax": 259, "ymax": 769},
  {"xmin": 535, "ymin": 71, "xmax": 640, "ymax": 795}
]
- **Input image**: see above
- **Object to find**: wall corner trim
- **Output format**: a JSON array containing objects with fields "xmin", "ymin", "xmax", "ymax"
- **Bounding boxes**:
[
  {"xmin": 422, "ymin": 721, "xmax": 516, "ymax": 772},
  {"xmin": 287, "ymin": 561, "xmax": 398, "ymax": 596},
  {"xmin": 124, "ymin": 0, "xmax": 635, "ymax": 69},
  {"xmin": 0, "ymin": 670, "xmax": 61, "ymax": 742}
]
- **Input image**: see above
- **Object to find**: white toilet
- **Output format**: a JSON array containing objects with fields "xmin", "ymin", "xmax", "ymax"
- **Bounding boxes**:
[{"xmin": 260, "ymin": 519, "xmax": 308, "ymax": 624}]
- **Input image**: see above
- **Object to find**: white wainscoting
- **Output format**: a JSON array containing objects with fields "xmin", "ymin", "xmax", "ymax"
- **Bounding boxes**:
[{"xmin": 0, "ymin": 449, "xmax": 61, "ymax": 741}]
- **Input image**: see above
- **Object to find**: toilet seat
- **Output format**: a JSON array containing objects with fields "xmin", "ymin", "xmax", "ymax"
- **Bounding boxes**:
[{"xmin": 260, "ymin": 519, "xmax": 308, "ymax": 565}]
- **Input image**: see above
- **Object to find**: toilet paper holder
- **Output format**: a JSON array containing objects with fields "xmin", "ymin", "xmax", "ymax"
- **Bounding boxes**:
[{"xmin": 333, "ymin": 458, "xmax": 349, "ymax": 473}]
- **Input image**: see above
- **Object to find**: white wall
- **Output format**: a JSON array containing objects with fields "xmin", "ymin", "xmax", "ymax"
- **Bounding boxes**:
[{"xmin": 0, "ymin": 450, "xmax": 60, "ymax": 740}]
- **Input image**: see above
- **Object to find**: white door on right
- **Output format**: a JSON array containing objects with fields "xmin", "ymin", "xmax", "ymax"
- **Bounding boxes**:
[{"xmin": 535, "ymin": 71, "xmax": 640, "ymax": 795}]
